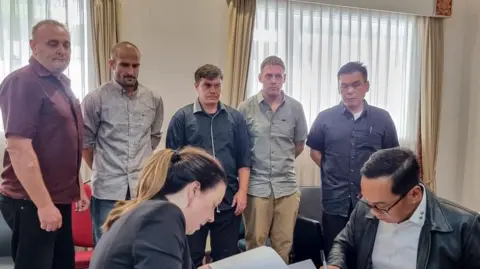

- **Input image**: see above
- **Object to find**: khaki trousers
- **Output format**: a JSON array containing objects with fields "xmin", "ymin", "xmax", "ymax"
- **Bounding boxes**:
[{"xmin": 243, "ymin": 191, "xmax": 301, "ymax": 264}]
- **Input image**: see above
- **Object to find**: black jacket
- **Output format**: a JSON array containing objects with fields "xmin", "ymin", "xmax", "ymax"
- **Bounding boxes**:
[
  {"xmin": 328, "ymin": 188, "xmax": 480, "ymax": 269},
  {"xmin": 89, "ymin": 200, "xmax": 194, "ymax": 269}
]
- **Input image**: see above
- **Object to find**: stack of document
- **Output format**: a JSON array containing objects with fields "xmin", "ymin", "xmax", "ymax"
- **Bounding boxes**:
[{"xmin": 209, "ymin": 246, "xmax": 316, "ymax": 269}]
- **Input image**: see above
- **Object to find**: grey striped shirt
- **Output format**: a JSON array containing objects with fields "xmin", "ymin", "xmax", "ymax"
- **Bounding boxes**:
[
  {"xmin": 82, "ymin": 80, "xmax": 163, "ymax": 200},
  {"xmin": 238, "ymin": 92, "xmax": 308, "ymax": 199}
]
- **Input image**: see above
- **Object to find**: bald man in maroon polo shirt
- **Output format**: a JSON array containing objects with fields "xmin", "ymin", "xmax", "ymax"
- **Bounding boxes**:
[{"xmin": 0, "ymin": 19, "xmax": 89, "ymax": 269}]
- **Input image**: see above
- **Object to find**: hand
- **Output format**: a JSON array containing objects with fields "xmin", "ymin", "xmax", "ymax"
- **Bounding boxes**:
[
  {"xmin": 37, "ymin": 203, "xmax": 62, "ymax": 232},
  {"xmin": 232, "ymin": 190, "xmax": 247, "ymax": 216},
  {"xmin": 319, "ymin": 266, "xmax": 340, "ymax": 269},
  {"xmin": 75, "ymin": 186, "xmax": 90, "ymax": 212},
  {"xmin": 198, "ymin": 265, "xmax": 212, "ymax": 269}
]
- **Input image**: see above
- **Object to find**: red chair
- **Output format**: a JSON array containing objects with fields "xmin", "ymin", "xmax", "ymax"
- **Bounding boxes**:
[{"xmin": 71, "ymin": 183, "xmax": 94, "ymax": 269}]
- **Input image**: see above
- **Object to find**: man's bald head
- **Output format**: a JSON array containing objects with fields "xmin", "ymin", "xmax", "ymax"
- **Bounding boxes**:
[
  {"xmin": 110, "ymin": 41, "xmax": 141, "ymax": 60},
  {"xmin": 29, "ymin": 19, "xmax": 71, "ymax": 75},
  {"xmin": 108, "ymin": 41, "xmax": 141, "ymax": 88},
  {"xmin": 31, "ymin": 19, "xmax": 69, "ymax": 40}
]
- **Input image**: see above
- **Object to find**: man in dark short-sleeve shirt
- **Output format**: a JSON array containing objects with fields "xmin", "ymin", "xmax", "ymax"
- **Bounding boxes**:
[
  {"xmin": 307, "ymin": 62, "xmax": 399, "ymax": 255},
  {"xmin": 0, "ymin": 20, "xmax": 89, "ymax": 269}
]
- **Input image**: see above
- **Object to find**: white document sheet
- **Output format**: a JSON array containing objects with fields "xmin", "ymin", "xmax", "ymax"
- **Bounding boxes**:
[{"xmin": 209, "ymin": 246, "xmax": 316, "ymax": 269}]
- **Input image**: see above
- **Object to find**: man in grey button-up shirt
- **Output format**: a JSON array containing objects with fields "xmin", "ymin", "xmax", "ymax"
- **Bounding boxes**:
[
  {"xmin": 238, "ymin": 56, "xmax": 308, "ymax": 263},
  {"xmin": 82, "ymin": 42, "xmax": 164, "ymax": 243}
]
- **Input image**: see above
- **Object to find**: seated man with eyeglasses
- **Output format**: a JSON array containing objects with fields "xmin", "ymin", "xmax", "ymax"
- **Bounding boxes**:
[{"xmin": 321, "ymin": 147, "xmax": 480, "ymax": 269}]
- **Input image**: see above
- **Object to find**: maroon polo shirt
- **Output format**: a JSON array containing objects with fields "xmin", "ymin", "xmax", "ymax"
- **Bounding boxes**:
[{"xmin": 0, "ymin": 57, "xmax": 83, "ymax": 204}]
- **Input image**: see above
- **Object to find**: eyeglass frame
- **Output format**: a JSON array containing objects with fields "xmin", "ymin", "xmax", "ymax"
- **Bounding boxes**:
[{"xmin": 357, "ymin": 184, "xmax": 419, "ymax": 215}]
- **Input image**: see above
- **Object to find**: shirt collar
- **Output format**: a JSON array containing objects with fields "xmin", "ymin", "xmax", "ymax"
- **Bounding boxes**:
[
  {"xmin": 112, "ymin": 79, "xmax": 140, "ymax": 95},
  {"xmin": 193, "ymin": 98, "xmax": 225, "ymax": 114},
  {"xmin": 407, "ymin": 184, "xmax": 427, "ymax": 226},
  {"xmin": 256, "ymin": 90, "xmax": 286, "ymax": 104},
  {"xmin": 340, "ymin": 100, "xmax": 370, "ymax": 116},
  {"xmin": 29, "ymin": 56, "xmax": 71, "ymax": 85}
]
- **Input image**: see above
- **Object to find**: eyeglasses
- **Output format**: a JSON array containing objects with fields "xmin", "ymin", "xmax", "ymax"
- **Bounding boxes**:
[{"xmin": 357, "ymin": 191, "xmax": 409, "ymax": 215}]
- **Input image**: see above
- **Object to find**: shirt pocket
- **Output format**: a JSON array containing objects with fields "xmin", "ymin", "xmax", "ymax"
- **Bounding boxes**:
[
  {"xmin": 101, "ymin": 99, "xmax": 127, "ymax": 127},
  {"xmin": 185, "ymin": 120, "xmax": 202, "ymax": 146},
  {"xmin": 133, "ymin": 100, "xmax": 156, "ymax": 128},
  {"xmin": 355, "ymin": 127, "xmax": 382, "ymax": 151},
  {"xmin": 272, "ymin": 117, "xmax": 295, "ymax": 141},
  {"xmin": 41, "ymin": 92, "xmax": 73, "ymax": 125}
]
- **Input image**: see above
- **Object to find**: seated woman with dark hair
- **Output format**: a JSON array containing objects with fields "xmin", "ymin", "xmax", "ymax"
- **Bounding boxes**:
[{"xmin": 89, "ymin": 146, "xmax": 227, "ymax": 269}]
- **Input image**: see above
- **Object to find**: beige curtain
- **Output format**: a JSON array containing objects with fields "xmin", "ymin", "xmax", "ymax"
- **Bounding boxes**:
[
  {"xmin": 418, "ymin": 17, "xmax": 444, "ymax": 193},
  {"xmin": 90, "ymin": 0, "xmax": 123, "ymax": 86},
  {"xmin": 223, "ymin": 0, "xmax": 256, "ymax": 107}
]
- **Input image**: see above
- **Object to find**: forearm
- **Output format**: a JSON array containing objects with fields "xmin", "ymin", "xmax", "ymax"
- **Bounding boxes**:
[
  {"xmin": 310, "ymin": 149, "xmax": 322, "ymax": 167},
  {"xmin": 237, "ymin": 167, "xmax": 250, "ymax": 193},
  {"xmin": 295, "ymin": 143, "xmax": 305, "ymax": 158},
  {"xmin": 7, "ymin": 138, "xmax": 52, "ymax": 208},
  {"xmin": 151, "ymin": 135, "xmax": 161, "ymax": 150},
  {"xmin": 82, "ymin": 148, "xmax": 94, "ymax": 170}
]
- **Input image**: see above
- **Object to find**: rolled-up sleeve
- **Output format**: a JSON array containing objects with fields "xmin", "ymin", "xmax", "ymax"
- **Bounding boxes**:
[
  {"xmin": 0, "ymin": 76, "xmax": 43, "ymax": 139},
  {"xmin": 235, "ymin": 113, "xmax": 251, "ymax": 169},
  {"xmin": 81, "ymin": 92, "xmax": 100, "ymax": 148},
  {"xmin": 165, "ymin": 110, "xmax": 186, "ymax": 150},
  {"xmin": 151, "ymin": 95, "xmax": 164, "ymax": 150},
  {"xmin": 294, "ymin": 104, "xmax": 308, "ymax": 143}
]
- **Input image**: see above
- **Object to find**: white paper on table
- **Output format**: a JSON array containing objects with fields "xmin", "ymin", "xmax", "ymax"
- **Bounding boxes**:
[
  {"xmin": 209, "ymin": 246, "xmax": 316, "ymax": 269},
  {"xmin": 209, "ymin": 246, "xmax": 289, "ymax": 269}
]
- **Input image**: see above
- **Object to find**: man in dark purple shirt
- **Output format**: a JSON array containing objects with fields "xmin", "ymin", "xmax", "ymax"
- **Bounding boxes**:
[{"xmin": 0, "ymin": 19, "xmax": 89, "ymax": 269}]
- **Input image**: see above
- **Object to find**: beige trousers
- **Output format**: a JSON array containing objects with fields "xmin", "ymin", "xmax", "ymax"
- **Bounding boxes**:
[{"xmin": 243, "ymin": 191, "xmax": 301, "ymax": 264}]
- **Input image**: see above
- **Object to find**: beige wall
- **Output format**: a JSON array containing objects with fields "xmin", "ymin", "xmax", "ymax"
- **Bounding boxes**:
[{"xmin": 121, "ymin": 0, "xmax": 229, "ymax": 149}]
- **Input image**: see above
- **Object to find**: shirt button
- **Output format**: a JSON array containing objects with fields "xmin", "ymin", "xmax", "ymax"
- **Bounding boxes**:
[{"xmin": 350, "ymin": 169, "xmax": 354, "ymax": 172}]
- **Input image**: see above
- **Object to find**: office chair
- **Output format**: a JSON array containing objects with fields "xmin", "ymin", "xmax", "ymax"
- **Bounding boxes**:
[{"xmin": 290, "ymin": 215, "xmax": 324, "ymax": 268}]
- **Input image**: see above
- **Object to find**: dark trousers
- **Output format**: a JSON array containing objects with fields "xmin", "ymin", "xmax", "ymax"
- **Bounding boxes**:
[
  {"xmin": 322, "ymin": 201, "xmax": 354, "ymax": 256},
  {"xmin": 322, "ymin": 213, "xmax": 349, "ymax": 255},
  {"xmin": 188, "ymin": 208, "xmax": 241, "ymax": 268},
  {"xmin": 0, "ymin": 195, "xmax": 74, "ymax": 269}
]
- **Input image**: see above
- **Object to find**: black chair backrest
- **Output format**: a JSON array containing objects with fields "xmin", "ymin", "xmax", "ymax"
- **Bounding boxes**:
[
  {"xmin": 298, "ymin": 186, "xmax": 322, "ymax": 223},
  {"xmin": 291, "ymin": 215, "xmax": 324, "ymax": 268}
]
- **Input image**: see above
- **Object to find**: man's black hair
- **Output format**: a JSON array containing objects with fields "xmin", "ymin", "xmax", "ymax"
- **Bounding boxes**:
[
  {"xmin": 360, "ymin": 147, "xmax": 420, "ymax": 195},
  {"xmin": 337, "ymin": 61, "xmax": 368, "ymax": 81}
]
